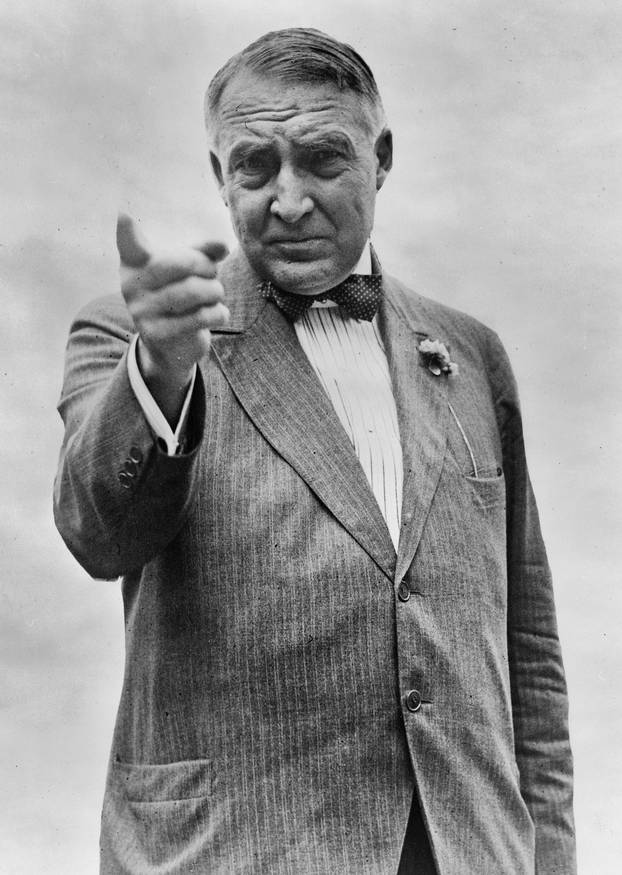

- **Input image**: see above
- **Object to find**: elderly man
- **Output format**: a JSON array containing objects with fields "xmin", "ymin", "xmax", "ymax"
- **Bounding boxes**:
[{"xmin": 54, "ymin": 28, "xmax": 575, "ymax": 875}]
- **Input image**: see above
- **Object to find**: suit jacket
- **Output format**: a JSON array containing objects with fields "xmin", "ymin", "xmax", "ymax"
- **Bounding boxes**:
[{"xmin": 54, "ymin": 251, "xmax": 575, "ymax": 874}]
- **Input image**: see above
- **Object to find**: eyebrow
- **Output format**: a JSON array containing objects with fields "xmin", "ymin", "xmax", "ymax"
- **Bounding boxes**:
[
  {"xmin": 229, "ymin": 131, "xmax": 354, "ymax": 157},
  {"xmin": 227, "ymin": 141, "xmax": 274, "ymax": 169},
  {"xmin": 293, "ymin": 132, "xmax": 354, "ymax": 152},
  {"xmin": 229, "ymin": 141, "xmax": 271, "ymax": 157}
]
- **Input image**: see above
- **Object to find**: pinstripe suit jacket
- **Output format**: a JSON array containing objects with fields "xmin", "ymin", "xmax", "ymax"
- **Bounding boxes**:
[{"xmin": 54, "ymin": 251, "xmax": 575, "ymax": 874}]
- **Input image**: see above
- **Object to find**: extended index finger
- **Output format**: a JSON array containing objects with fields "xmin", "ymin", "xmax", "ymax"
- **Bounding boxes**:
[{"xmin": 117, "ymin": 214, "xmax": 151, "ymax": 268}]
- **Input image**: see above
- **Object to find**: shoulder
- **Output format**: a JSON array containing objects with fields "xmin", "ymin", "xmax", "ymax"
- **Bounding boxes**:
[
  {"xmin": 384, "ymin": 272, "xmax": 496, "ymax": 346},
  {"xmin": 69, "ymin": 293, "xmax": 134, "ymax": 341},
  {"xmin": 384, "ymin": 273, "xmax": 519, "ymax": 405},
  {"xmin": 61, "ymin": 295, "xmax": 135, "ymax": 396}
]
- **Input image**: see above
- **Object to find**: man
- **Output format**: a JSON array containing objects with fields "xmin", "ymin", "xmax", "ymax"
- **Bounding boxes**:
[{"xmin": 54, "ymin": 28, "xmax": 575, "ymax": 875}]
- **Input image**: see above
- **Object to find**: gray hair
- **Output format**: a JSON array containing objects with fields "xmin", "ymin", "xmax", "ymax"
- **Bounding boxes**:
[{"xmin": 204, "ymin": 28, "xmax": 384, "ymax": 137}]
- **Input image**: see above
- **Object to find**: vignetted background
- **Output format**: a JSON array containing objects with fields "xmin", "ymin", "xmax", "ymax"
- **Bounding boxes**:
[{"xmin": 1, "ymin": 1, "xmax": 620, "ymax": 871}]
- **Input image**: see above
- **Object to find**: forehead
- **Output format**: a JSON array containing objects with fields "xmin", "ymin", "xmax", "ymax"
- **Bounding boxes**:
[{"xmin": 212, "ymin": 71, "xmax": 376, "ymax": 149}]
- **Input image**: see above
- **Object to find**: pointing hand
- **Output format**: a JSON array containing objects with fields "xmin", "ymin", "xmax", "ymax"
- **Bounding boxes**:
[{"xmin": 117, "ymin": 214, "xmax": 230, "ymax": 421}]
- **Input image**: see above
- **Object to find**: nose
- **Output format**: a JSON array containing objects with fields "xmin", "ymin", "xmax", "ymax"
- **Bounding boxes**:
[{"xmin": 270, "ymin": 166, "xmax": 313, "ymax": 224}]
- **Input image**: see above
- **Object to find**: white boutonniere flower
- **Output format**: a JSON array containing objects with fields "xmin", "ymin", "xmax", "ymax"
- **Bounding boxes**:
[{"xmin": 418, "ymin": 338, "xmax": 459, "ymax": 376}]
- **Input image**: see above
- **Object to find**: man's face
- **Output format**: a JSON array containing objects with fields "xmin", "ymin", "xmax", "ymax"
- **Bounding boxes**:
[{"xmin": 210, "ymin": 71, "xmax": 392, "ymax": 295}]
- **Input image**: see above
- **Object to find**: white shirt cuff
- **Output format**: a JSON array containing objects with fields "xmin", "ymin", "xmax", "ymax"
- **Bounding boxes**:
[{"xmin": 127, "ymin": 334, "xmax": 197, "ymax": 455}]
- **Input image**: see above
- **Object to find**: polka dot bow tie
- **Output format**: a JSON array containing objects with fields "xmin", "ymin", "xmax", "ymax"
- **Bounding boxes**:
[{"xmin": 261, "ymin": 274, "xmax": 383, "ymax": 322}]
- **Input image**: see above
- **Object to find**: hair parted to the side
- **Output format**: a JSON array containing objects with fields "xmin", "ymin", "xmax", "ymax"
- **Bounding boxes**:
[{"xmin": 204, "ymin": 27, "xmax": 384, "ymax": 137}]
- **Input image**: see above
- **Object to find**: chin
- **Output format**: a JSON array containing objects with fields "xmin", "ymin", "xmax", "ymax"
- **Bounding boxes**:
[{"xmin": 267, "ymin": 258, "xmax": 353, "ymax": 296}]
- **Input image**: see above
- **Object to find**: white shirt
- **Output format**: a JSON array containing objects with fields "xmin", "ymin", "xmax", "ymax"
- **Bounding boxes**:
[{"xmin": 127, "ymin": 246, "xmax": 403, "ymax": 549}]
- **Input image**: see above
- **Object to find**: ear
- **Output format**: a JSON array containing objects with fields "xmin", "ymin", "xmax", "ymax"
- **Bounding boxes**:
[
  {"xmin": 209, "ymin": 151, "xmax": 228, "ymax": 204},
  {"xmin": 374, "ymin": 127, "xmax": 393, "ymax": 191}
]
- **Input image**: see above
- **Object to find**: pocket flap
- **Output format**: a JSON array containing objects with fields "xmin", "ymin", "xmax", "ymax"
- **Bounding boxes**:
[
  {"xmin": 110, "ymin": 758, "xmax": 213, "ymax": 802},
  {"xmin": 464, "ymin": 470, "xmax": 506, "ymax": 510}
]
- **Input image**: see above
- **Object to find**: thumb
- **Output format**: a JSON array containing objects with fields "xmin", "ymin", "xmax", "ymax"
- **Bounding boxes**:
[
  {"xmin": 193, "ymin": 240, "xmax": 229, "ymax": 263},
  {"xmin": 117, "ymin": 214, "xmax": 151, "ymax": 268}
]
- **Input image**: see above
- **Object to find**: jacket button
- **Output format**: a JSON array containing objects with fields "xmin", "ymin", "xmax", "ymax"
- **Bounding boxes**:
[
  {"xmin": 397, "ymin": 582, "xmax": 410, "ymax": 602},
  {"xmin": 118, "ymin": 471, "xmax": 132, "ymax": 489},
  {"xmin": 405, "ymin": 689, "xmax": 422, "ymax": 712},
  {"xmin": 123, "ymin": 459, "xmax": 138, "ymax": 477},
  {"xmin": 128, "ymin": 446, "xmax": 143, "ymax": 464}
]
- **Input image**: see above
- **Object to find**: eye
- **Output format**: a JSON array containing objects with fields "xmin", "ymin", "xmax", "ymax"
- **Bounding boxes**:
[
  {"xmin": 231, "ymin": 150, "xmax": 275, "ymax": 186},
  {"xmin": 307, "ymin": 147, "xmax": 347, "ymax": 177},
  {"xmin": 312, "ymin": 148, "xmax": 342, "ymax": 165},
  {"xmin": 314, "ymin": 149, "xmax": 340, "ymax": 162},
  {"xmin": 235, "ymin": 154, "xmax": 269, "ymax": 174}
]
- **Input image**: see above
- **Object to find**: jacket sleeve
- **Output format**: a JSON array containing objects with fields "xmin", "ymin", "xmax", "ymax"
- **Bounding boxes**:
[
  {"xmin": 53, "ymin": 295, "xmax": 206, "ymax": 580},
  {"xmin": 487, "ymin": 329, "xmax": 576, "ymax": 874}
]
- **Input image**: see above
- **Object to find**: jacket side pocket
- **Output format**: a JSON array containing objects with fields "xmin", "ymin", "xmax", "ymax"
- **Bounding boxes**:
[{"xmin": 101, "ymin": 759, "xmax": 220, "ymax": 874}]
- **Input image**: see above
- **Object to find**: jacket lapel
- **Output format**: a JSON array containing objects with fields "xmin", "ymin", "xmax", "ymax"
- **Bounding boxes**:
[
  {"xmin": 378, "ymin": 277, "xmax": 449, "ymax": 585},
  {"xmin": 209, "ymin": 252, "xmax": 397, "ymax": 581}
]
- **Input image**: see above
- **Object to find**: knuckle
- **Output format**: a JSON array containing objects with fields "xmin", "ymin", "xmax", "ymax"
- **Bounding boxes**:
[
  {"xmin": 194, "ymin": 307, "xmax": 214, "ymax": 329},
  {"xmin": 215, "ymin": 302, "xmax": 230, "ymax": 324},
  {"xmin": 197, "ymin": 302, "xmax": 228, "ymax": 328},
  {"xmin": 195, "ymin": 257, "xmax": 218, "ymax": 279},
  {"xmin": 180, "ymin": 275, "xmax": 208, "ymax": 298},
  {"xmin": 183, "ymin": 277, "xmax": 224, "ymax": 307},
  {"xmin": 209, "ymin": 279, "xmax": 225, "ymax": 300}
]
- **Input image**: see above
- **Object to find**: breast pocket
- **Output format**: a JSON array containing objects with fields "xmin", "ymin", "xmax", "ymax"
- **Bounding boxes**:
[
  {"xmin": 422, "ymin": 451, "xmax": 508, "ymax": 614},
  {"xmin": 464, "ymin": 468, "xmax": 506, "ymax": 512},
  {"xmin": 447, "ymin": 400, "xmax": 504, "ymax": 483},
  {"xmin": 102, "ymin": 759, "xmax": 219, "ymax": 873}
]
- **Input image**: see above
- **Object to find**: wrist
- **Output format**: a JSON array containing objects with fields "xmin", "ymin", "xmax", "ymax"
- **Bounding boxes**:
[
  {"xmin": 136, "ymin": 337, "xmax": 195, "ymax": 426},
  {"xmin": 136, "ymin": 337, "xmax": 194, "ymax": 391}
]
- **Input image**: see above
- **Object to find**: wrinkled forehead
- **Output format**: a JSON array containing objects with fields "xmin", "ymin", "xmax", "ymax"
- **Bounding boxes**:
[{"xmin": 209, "ymin": 70, "xmax": 379, "ymax": 150}]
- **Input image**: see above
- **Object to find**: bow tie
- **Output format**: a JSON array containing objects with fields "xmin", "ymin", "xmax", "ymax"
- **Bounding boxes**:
[{"xmin": 261, "ymin": 274, "xmax": 383, "ymax": 322}]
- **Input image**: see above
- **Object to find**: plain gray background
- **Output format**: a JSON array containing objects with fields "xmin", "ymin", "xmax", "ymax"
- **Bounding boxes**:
[{"xmin": 1, "ymin": 1, "xmax": 620, "ymax": 871}]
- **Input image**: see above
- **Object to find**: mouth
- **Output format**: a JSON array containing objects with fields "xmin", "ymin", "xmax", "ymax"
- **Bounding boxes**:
[
  {"xmin": 265, "ymin": 235, "xmax": 327, "ymax": 245},
  {"xmin": 265, "ymin": 237, "xmax": 330, "ymax": 262}
]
